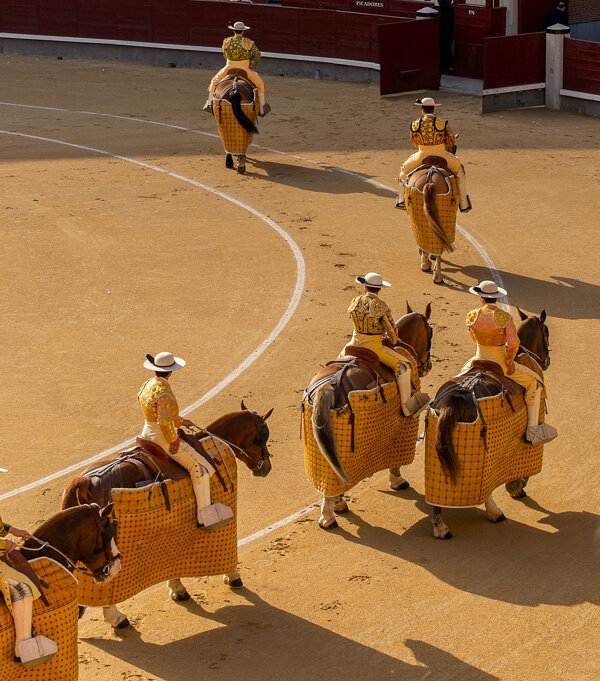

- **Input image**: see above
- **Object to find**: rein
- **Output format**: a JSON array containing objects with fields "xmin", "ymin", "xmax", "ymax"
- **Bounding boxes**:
[{"xmin": 519, "ymin": 343, "xmax": 550, "ymax": 371}]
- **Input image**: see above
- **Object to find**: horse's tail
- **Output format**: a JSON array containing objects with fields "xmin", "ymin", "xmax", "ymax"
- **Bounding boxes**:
[
  {"xmin": 435, "ymin": 394, "xmax": 463, "ymax": 485},
  {"xmin": 423, "ymin": 181, "xmax": 454, "ymax": 252},
  {"xmin": 228, "ymin": 89, "xmax": 259, "ymax": 135},
  {"xmin": 311, "ymin": 385, "xmax": 349, "ymax": 486},
  {"xmin": 61, "ymin": 476, "xmax": 90, "ymax": 509}
]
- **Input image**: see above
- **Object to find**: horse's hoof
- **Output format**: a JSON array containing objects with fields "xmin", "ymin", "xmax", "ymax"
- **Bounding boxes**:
[
  {"xmin": 513, "ymin": 490, "xmax": 527, "ymax": 499},
  {"xmin": 391, "ymin": 480, "xmax": 410, "ymax": 491},
  {"xmin": 114, "ymin": 618, "xmax": 130, "ymax": 630},
  {"xmin": 78, "ymin": 606, "xmax": 86, "ymax": 620},
  {"xmin": 434, "ymin": 531, "xmax": 452, "ymax": 540},
  {"xmin": 225, "ymin": 154, "xmax": 234, "ymax": 169},
  {"xmin": 237, "ymin": 165, "xmax": 246, "ymax": 175},
  {"xmin": 433, "ymin": 276, "xmax": 444, "ymax": 285},
  {"xmin": 319, "ymin": 519, "xmax": 338, "ymax": 531},
  {"xmin": 228, "ymin": 578, "xmax": 244, "ymax": 589},
  {"xmin": 174, "ymin": 591, "xmax": 191, "ymax": 602},
  {"xmin": 334, "ymin": 505, "xmax": 349, "ymax": 514},
  {"xmin": 494, "ymin": 513, "xmax": 507, "ymax": 523}
]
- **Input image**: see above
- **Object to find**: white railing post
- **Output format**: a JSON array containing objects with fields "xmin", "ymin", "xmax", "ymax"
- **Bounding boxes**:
[{"xmin": 545, "ymin": 23, "xmax": 570, "ymax": 110}]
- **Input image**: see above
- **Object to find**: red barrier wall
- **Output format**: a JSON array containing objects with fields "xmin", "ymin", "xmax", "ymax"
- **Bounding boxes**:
[
  {"xmin": 0, "ymin": 0, "xmax": 408, "ymax": 63},
  {"xmin": 563, "ymin": 37, "xmax": 600, "ymax": 96},
  {"xmin": 483, "ymin": 32, "xmax": 545, "ymax": 89},
  {"xmin": 281, "ymin": 0, "xmax": 422, "ymax": 17},
  {"xmin": 454, "ymin": 4, "xmax": 506, "ymax": 79},
  {"xmin": 519, "ymin": 0, "xmax": 557, "ymax": 33}
]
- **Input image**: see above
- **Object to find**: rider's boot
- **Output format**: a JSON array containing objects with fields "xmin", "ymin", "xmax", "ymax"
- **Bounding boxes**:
[
  {"xmin": 395, "ymin": 191, "xmax": 406, "ymax": 210},
  {"xmin": 398, "ymin": 367, "xmax": 430, "ymax": 417},
  {"xmin": 458, "ymin": 165, "xmax": 472, "ymax": 212},
  {"xmin": 203, "ymin": 92, "xmax": 213, "ymax": 114},
  {"xmin": 258, "ymin": 92, "xmax": 271, "ymax": 117},
  {"xmin": 525, "ymin": 386, "xmax": 558, "ymax": 445},
  {"xmin": 12, "ymin": 592, "xmax": 57, "ymax": 667}
]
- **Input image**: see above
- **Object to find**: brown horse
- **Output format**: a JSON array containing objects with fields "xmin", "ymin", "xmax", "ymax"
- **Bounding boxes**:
[
  {"xmin": 213, "ymin": 71, "xmax": 259, "ymax": 174},
  {"xmin": 61, "ymin": 405, "xmax": 272, "ymax": 627},
  {"xmin": 404, "ymin": 159, "xmax": 459, "ymax": 285},
  {"xmin": 307, "ymin": 303, "xmax": 433, "ymax": 527},
  {"xmin": 20, "ymin": 504, "xmax": 121, "ymax": 584},
  {"xmin": 429, "ymin": 309, "xmax": 550, "ymax": 538}
]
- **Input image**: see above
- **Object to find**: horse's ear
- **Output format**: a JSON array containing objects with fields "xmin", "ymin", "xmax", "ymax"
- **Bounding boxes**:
[
  {"xmin": 100, "ymin": 503, "xmax": 114, "ymax": 518},
  {"xmin": 406, "ymin": 301, "xmax": 413, "ymax": 314},
  {"xmin": 539, "ymin": 309, "xmax": 546, "ymax": 323},
  {"xmin": 424, "ymin": 302, "xmax": 431, "ymax": 320},
  {"xmin": 517, "ymin": 307, "xmax": 528, "ymax": 321},
  {"xmin": 241, "ymin": 400, "xmax": 247, "ymax": 411},
  {"xmin": 261, "ymin": 408, "xmax": 274, "ymax": 422},
  {"xmin": 75, "ymin": 487, "xmax": 84, "ymax": 506}
]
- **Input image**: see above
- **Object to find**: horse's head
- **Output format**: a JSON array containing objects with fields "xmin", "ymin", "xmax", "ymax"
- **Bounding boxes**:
[
  {"xmin": 26, "ymin": 503, "xmax": 122, "ymax": 583},
  {"xmin": 517, "ymin": 308, "xmax": 551, "ymax": 370},
  {"xmin": 207, "ymin": 403, "xmax": 274, "ymax": 478},
  {"xmin": 396, "ymin": 302, "xmax": 433, "ymax": 376}
]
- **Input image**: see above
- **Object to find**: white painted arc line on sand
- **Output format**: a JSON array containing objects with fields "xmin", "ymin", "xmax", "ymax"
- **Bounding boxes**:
[{"xmin": 0, "ymin": 128, "xmax": 306, "ymax": 501}]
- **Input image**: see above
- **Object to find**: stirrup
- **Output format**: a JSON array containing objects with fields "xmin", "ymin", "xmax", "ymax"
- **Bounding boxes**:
[
  {"xmin": 402, "ymin": 392, "xmax": 430, "ymax": 417},
  {"xmin": 258, "ymin": 102, "xmax": 271, "ymax": 117},
  {"xmin": 395, "ymin": 195, "xmax": 406, "ymax": 210},
  {"xmin": 526, "ymin": 423, "xmax": 558, "ymax": 446},
  {"xmin": 17, "ymin": 636, "xmax": 58, "ymax": 668},
  {"xmin": 459, "ymin": 195, "xmax": 472, "ymax": 213},
  {"xmin": 203, "ymin": 99, "xmax": 213, "ymax": 114}
]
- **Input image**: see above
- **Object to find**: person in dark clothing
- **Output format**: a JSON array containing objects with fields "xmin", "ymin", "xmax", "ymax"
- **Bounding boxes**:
[
  {"xmin": 438, "ymin": 0, "xmax": 455, "ymax": 73},
  {"xmin": 546, "ymin": 2, "xmax": 568, "ymax": 27}
]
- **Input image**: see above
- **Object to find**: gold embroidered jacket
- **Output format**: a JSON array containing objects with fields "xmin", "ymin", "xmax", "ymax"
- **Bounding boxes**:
[
  {"xmin": 222, "ymin": 35, "xmax": 261, "ymax": 68},
  {"xmin": 348, "ymin": 293, "xmax": 398, "ymax": 344},
  {"xmin": 466, "ymin": 304, "xmax": 520, "ymax": 366},
  {"xmin": 0, "ymin": 515, "xmax": 11, "ymax": 556},
  {"xmin": 138, "ymin": 377, "xmax": 183, "ymax": 444},
  {"xmin": 410, "ymin": 115, "xmax": 456, "ymax": 151}
]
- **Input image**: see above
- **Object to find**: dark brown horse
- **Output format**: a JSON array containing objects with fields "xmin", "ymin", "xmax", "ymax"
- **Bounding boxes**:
[
  {"xmin": 213, "ymin": 71, "xmax": 258, "ymax": 174},
  {"xmin": 19, "ymin": 504, "xmax": 121, "ymax": 584},
  {"xmin": 307, "ymin": 303, "xmax": 433, "ymax": 526},
  {"xmin": 430, "ymin": 309, "xmax": 550, "ymax": 538}
]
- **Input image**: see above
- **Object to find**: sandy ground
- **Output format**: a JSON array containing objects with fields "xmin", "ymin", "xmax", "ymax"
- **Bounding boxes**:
[{"xmin": 0, "ymin": 54, "xmax": 599, "ymax": 680}]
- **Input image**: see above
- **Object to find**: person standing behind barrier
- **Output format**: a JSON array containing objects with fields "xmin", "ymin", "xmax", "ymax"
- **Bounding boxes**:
[
  {"xmin": 546, "ymin": 2, "xmax": 568, "ymax": 27},
  {"xmin": 204, "ymin": 21, "xmax": 271, "ymax": 116},
  {"xmin": 438, "ymin": 0, "xmax": 454, "ymax": 73},
  {"xmin": 138, "ymin": 352, "xmax": 231, "ymax": 527}
]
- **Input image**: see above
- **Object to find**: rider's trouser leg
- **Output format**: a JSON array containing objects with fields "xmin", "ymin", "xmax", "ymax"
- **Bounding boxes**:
[
  {"xmin": 9, "ymin": 582, "xmax": 34, "ymax": 656},
  {"xmin": 169, "ymin": 442, "xmax": 215, "ymax": 523}
]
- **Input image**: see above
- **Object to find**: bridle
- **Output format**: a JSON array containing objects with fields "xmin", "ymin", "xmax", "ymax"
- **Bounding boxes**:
[
  {"xmin": 415, "ymin": 319, "xmax": 434, "ymax": 376},
  {"xmin": 519, "ymin": 325, "xmax": 551, "ymax": 371},
  {"xmin": 28, "ymin": 505, "xmax": 120, "ymax": 581}
]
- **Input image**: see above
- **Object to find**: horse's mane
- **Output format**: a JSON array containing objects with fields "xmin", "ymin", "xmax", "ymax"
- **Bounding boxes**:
[{"xmin": 206, "ymin": 409, "xmax": 249, "ymax": 435}]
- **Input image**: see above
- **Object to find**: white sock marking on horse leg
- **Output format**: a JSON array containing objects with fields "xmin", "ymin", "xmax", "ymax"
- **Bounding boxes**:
[
  {"xmin": 484, "ymin": 494, "xmax": 504, "ymax": 521},
  {"xmin": 103, "ymin": 604, "xmax": 127, "ymax": 627}
]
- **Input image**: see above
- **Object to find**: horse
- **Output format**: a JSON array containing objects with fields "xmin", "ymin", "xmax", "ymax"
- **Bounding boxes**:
[
  {"xmin": 403, "ymin": 158, "xmax": 459, "ymax": 285},
  {"xmin": 427, "ymin": 309, "xmax": 551, "ymax": 539},
  {"xmin": 304, "ymin": 303, "xmax": 433, "ymax": 528},
  {"xmin": 61, "ymin": 404, "xmax": 273, "ymax": 628},
  {"xmin": 212, "ymin": 71, "xmax": 259, "ymax": 174}
]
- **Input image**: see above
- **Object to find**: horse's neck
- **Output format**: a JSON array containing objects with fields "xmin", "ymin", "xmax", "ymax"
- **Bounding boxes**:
[
  {"xmin": 25, "ymin": 511, "xmax": 82, "ymax": 567},
  {"xmin": 206, "ymin": 412, "xmax": 246, "ymax": 448},
  {"xmin": 518, "ymin": 321, "xmax": 541, "ymax": 356}
]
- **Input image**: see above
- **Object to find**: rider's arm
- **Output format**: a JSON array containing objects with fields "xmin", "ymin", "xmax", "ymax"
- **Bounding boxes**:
[
  {"xmin": 249, "ymin": 41, "xmax": 261, "ymax": 69},
  {"xmin": 381, "ymin": 308, "xmax": 399, "ymax": 345},
  {"xmin": 156, "ymin": 394, "xmax": 179, "ymax": 444},
  {"xmin": 444, "ymin": 123, "xmax": 457, "ymax": 152},
  {"xmin": 504, "ymin": 318, "xmax": 521, "ymax": 367}
]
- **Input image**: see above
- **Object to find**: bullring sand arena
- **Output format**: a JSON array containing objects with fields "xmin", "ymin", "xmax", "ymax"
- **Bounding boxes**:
[{"xmin": 1, "ymin": 54, "xmax": 599, "ymax": 680}]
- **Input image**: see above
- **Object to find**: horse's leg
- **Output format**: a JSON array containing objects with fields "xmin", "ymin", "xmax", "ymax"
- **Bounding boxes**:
[
  {"xmin": 103, "ymin": 604, "xmax": 130, "ymax": 629},
  {"xmin": 78, "ymin": 606, "xmax": 87, "ymax": 620},
  {"xmin": 167, "ymin": 578, "xmax": 191, "ymax": 602},
  {"xmin": 432, "ymin": 506, "xmax": 452, "ymax": 539},
  {"xmin": 505, "ymin": 478, "xmax": 527, "ymax": 499},
  {"xmin": 484, "ymin": 493, "xmax": 506, "ymax": 522},
  {"xmin": 225, "ymin": 153, "xmax": 233, "ymax": 169},
  {"xmin": 318, "ymin": 496, "xmax": 338, "ymax": 530},
  {"xmin": 223, "ymin": 570, "xmax": 244, "ymax": 589},
  {"xmin": 236, "ymin": 154, "xmax": 246, "ymax": 174},
  {"xmin": 433, "ymin": 256, "xmax": 444, "ymax": 285},
  {"xmin": 333, "ymin": 493, "xmax": 348, "ymax": 514},
  {"xmin": 389, "ymin": 467, "xmax": 410, "ymax": 491},
  {"xmin": 420, "ymin": 249, "xmax": 432, "ymax": 272}
]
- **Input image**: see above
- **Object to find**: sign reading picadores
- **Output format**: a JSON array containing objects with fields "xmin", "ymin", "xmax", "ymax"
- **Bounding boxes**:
[{"xmin": 356, "ymin": 1, "xmax": 384, "ymax": 7}]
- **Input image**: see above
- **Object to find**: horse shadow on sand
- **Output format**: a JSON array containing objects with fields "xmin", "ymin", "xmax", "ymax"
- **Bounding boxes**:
[
  {"xmin": 242, "ymin": 157, "xmax": 392, "ymax": 198},
  {"xmin": 439, "ymin": 263, "xmax": 600, "ymax": 320},
  {"xmin": 332, "ymin": 487, "xmax": 599, "ymax": 608},
  {"xmin": 82, "ymin": 589, "xmax": 500, "ymax": 681}
]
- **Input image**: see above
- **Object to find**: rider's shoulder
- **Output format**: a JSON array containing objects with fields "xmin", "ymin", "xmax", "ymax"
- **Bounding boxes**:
[
  {"xmin": 348, "ymin": 295, "xmax": 363, "ymax": 312},
  {"xmin": 433, "ymin": 117, "xmax": 448, "ymax": 131},
  {"xmin": 369, "ymin": 297, "xmax": 389, "ymax": 317},
  {"xmin": 466, "ymin": 307, "xmax": 480, "ymax": 325},
  {"xmin": 241, "ymin": 37, "xmax": 254, "ymax": 50},
  {"xmin": 411, "ymin": 118, "xmax": 421, "ymax": 132},
  {"xmin": 223, "ymin": 36, "xmax": 233, "ymax": 46},
  {"xmin": 493, "ymin": 308, "xmax": 512, "ymax": 328}
]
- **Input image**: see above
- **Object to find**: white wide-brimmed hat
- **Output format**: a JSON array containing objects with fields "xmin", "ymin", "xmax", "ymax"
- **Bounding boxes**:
[
  {"xmin": 415, "ymin": 97, "xmax": 441, "ymax": 107},
  {"xmin": 469, "ymin": 280, "xmax": 507, "ymax": 298},
  {"xmin": 228, "ymin": 21, "xmax": 250, "ymax": 30},
  {"xmin": 143, "ymin": 351, "xmax": 186, "ymax": 372},
  {"xmin": 355, "ymin": 272, "xmax": 391, "ymax": 289}
]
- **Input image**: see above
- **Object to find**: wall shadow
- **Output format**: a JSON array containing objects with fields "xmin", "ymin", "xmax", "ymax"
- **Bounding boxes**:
[
  {"xmin": 441, "ymin": 263, "xmax": 600, "ymax": 320},
  {"xmin": 82, "ymin": 589, "xmax": 500, "ymax": 681},
  {"xmin": 333, "ymin": 491, "xmax": 599, "ymax": 608}
]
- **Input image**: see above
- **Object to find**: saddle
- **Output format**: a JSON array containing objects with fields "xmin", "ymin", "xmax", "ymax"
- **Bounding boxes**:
[
  {"xmin": 224, "ymin": 67, "xmax": 249, "ymax": 80},
  {"xmin": 421, "ymin": 155, "xmax": 448, "ymax": 170},
  {"xmin": 451, "ymin": 360, "xmax": 523, "ymax": 395}
]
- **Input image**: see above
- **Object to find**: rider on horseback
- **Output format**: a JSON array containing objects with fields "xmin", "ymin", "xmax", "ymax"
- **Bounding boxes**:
[
  {"xmin": 341, "ymin": 273, "xmax": 430, "ymax": 417},
  {"xmin": 397, "ymin": 97, "xmax": 471, "ymax": 213},
  {"xmin": 204, "ymin": 21, "xmax": 270, "ymax": 116},
  {"xmin": 138, "ymin": 352, "xmax": 231, "ymax": 527},
  {"xmin": 0, "ymin": 506, "xmax": 57, "ymax": 667},
  {"xmin": 464, "ymin": 281, "xmax": 558, "ymax": 445}
]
